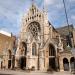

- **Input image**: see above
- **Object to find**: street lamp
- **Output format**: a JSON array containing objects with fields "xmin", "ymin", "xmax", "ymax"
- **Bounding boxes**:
[{"xmin": 71, "ymin": 48, "xmax": 75, "ymax": 74}]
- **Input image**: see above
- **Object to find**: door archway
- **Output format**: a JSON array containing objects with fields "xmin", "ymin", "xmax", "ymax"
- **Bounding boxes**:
[
  {"xmin": 19, "ymin": 42, "xmax": 27, "ymax": 69},
  {"xmin": 8, "ymin": 60, "xmax": 11, "ymax": 69},
  {"xmin": 63, "ymin": 58, "xmax": 69, "ymax": 71},
  {"xmin": 70, "ymin": 57, "xmax": 74, "ymax": 71},
  {"xmin": 49, "ymin": 44, "xmax": 56, "ymax": 71},
  {"xmin": 8, "ymin": 50, "xmax": 11, "ymax": 69},
  {"xmin": 19, "ymin": 57, "xmax": 26, "ymax": 69}
]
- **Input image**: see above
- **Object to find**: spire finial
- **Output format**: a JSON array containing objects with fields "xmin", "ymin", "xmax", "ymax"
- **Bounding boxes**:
[
  {"xmin": 43, "ymin": 0, "xmax": 48, "ymax": 13},
  {"xmin": 32, "ymin": 0, "xmax": 34, "ymax": 5}
]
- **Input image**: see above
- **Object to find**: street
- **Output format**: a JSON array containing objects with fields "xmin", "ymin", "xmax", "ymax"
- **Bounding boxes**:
[{"xmin": 0, "ymin": 70, "xmax": 72, "ymax": 75}]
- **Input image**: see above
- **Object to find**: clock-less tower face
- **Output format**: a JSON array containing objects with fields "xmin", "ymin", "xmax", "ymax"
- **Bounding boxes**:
[{"xmin": 28, "ymin": 21, "xmax": 41, "ymax": 39}]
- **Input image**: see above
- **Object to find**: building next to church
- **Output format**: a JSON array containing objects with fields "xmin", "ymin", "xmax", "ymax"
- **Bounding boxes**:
[
  {"xmin": 15, "ymin": 2, "xmax": 75, "ymax": 72},
  {"xmin": 56, "ymin": 25, "xmax": 75, "ymax": 71},
  {"xmin": 57, "ymin": 25, "xmax": 75, "ymax": 48},
  {"xmin": 0, "ymin": 30, "xmax": 16, "ymax": 69}
]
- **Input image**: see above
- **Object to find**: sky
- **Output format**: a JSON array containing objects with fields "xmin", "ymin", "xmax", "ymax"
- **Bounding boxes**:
[{"xmin": 0, "ymin": 0, "xmax": 75, "ymax": 36}]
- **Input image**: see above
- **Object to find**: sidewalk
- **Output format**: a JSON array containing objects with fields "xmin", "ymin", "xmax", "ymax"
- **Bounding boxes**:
[{"xmin": 0, "ymin": 70, "xmax": 71, "ymax": 75}]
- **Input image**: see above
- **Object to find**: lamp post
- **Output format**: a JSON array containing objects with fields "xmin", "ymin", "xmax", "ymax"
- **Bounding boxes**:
[{"xmin": 71, "ymin": 48, "xmax": 75, "ymax": 74}]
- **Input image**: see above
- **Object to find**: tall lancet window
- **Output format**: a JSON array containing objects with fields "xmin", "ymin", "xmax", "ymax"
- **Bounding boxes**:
[{"xmin": 32, "ymin": 42, "xmax": 37, "ymax": 55}]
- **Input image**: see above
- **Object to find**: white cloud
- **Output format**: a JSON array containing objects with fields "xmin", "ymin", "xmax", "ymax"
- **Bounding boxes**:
[
  {"xmin": 45, "ymin": 0, "xmax": 62, "ymax": 6},
  {"xmin": 71, "ymin": 15, "xmax": 75, "ymax": 20},
  {"xmin": 45, "ymin": 0, "xmax": 55, "ymax": 5},
  {"xmin": 69, "ymin": 0, "xmax": 75, "ymax": 2},
  {"xmin": 0, "ymin": 0, "xmax": 75, "ymax": 35},
  {"xmin": 55, "ymin": 3, "xmax": 63, "ymax": 9}
]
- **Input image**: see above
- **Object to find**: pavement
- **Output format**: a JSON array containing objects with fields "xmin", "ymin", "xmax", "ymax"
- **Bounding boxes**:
[{"xmin": 0, "ymin": 70, "xmax": 73, "ymax": 75}]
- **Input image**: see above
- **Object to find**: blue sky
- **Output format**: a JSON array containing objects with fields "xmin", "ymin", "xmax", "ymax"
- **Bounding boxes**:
[{"xmin": 0, "ymin": 0, "xmax": 75, "ymax": 35}]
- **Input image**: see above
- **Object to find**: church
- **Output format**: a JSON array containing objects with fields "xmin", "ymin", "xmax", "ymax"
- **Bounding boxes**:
[{"xmin": 15, "ymin": 2, "xmax": 75, "ymax": 72}]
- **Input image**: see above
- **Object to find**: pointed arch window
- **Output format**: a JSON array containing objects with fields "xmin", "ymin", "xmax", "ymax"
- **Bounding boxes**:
[
  {"xmin": 49, "ymin": 44, "xmax": 56, "ymax": 56},
  {"xmin": 21, "ymin": 42, "xmax": 27, "ymax": 55},
  {"xmin": 32, "ymin": 43, "xmax": 37, "ymax": 55}
]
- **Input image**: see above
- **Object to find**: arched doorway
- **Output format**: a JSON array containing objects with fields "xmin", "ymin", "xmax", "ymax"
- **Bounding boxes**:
[
  {"xmin": 63, "ymin": 58, "xmax": 69, "ymax": 71},
  {"xmin": 70, "ymin": 57, "xmax": 74, "ymax": 71},
  {"xmin": 8, "ymin": 50, "xmax": 11, "ymax": 69},
  {"xmin": 19, "ymin": 42, "xmax": 27, "ymax": 69},
  {"xmin": 49, "ymin": 44, "xmax": 56, "ymax": 71},
  {"xmin": 8, "ymin": 60, "xmax": 11, "ymax": 69},
  {"xmin": 19, "ymin": 57, "xmax": 26, "ymax": 69}
]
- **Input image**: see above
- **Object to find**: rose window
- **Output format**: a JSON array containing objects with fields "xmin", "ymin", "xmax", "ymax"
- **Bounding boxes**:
[{"xmin": 28, "ymin": 22, "xmax": 40, "ymax": 38}]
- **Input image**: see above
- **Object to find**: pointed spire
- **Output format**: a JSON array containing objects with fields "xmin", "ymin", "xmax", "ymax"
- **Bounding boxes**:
[
  {"xmin": 32, "ymin": 0, "xmax": 34, "ymax": 6},
  {"xmin": 43, "ymin": 0, "xmax": 48, "ymax": 13},
  {"xmin": 43, "ymin": 0, "xmax": 45, "ymax": 12},
  {"xmin": 31, "ymin": 0, "xmax": 35, "ymax": 9}
]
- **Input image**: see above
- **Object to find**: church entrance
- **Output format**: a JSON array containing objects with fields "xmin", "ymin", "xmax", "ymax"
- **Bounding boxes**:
[
  {"xmin": 49, "ymin": 58, "xmax": 56, "ymax": 70},
  {"xmin": 19, "ymin": 57, "xmax": 26, "ymax": 70},
  {"xmin": 48, "ymin": 44, "xmax": 56, "ymax": 71},
  {"xmin": 19, "ymin": 42, "xmax": 27, "ymax": 69},
  {"xmin": 63, "ymin": 58, "xmax": 69, "ymax": 71}
]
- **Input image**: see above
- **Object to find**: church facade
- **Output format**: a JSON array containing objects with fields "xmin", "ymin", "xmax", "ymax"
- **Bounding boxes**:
[{"xmin": 15, "ymin": 4, "xmax": 74, "ymax": 72}]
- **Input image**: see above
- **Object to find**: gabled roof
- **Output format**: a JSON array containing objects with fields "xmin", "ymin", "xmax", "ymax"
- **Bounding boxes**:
[
  {"xmin": 48, "ymin": 21, "xmax": 58, "ymax": 33},
  {"xmin": 56, "ymin": 25, "xmax": 74, "ymax": 36}
]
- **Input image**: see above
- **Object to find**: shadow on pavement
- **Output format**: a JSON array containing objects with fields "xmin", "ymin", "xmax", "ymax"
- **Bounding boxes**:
[{"xmin": 0, "ymin": 74, "xmax": 13, "ymax": 75}]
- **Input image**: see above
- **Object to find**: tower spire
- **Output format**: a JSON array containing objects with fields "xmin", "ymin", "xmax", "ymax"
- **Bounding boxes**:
[
  {"xmin": 32, "ymin": 0, "xmax": 34, "ymax": 5},
  {"xmin": 43, "ymin": 0, "xmax": 47, "ymax": 13}
]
